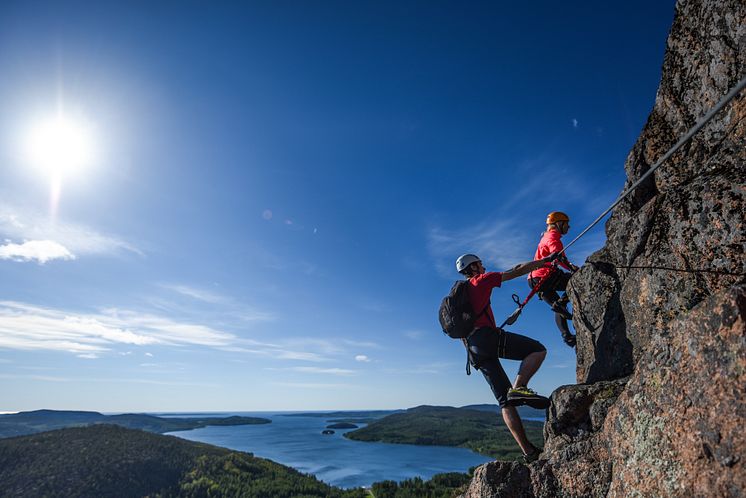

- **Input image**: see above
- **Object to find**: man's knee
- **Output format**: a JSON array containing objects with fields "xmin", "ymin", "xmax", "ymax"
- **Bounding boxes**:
[
  {"xmin": 501, "ymin": 404, "xmax": 518, "ymax": 419},
  {"xmin": 533, "ymin": 349, "xmax": 547, "ymax": 360},
  {"xmin": 526, "ymin": 349, "xmax": 547, "ymax": 364}
]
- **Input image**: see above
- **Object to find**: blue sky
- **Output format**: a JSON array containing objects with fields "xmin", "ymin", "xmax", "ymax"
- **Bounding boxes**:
[{"xmin": 0, "ymin": 1, "xmax": 675, "ymax": 412}]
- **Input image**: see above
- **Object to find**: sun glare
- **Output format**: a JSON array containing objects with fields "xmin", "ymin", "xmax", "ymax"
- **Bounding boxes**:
[{"xmin": 23, "ymin": 115, "xmax": 96, "ymax": 178}]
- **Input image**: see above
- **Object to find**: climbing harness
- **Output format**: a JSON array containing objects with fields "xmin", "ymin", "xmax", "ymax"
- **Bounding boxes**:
[
  {"xmin": 499, "ymin": 261, "xmax": 559, "ymax": 328},
  {"xmin": 497, "ymin": 75, "xmax": 746, "ymax": 326}
]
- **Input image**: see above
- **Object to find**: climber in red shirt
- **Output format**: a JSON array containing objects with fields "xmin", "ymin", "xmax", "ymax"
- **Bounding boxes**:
[
  {"xmin": 528, "ymin": 211, "xmax": 579, "ymax": 347},
  {"xmin": 455, "ymin": 253, "xmax": 556, "ymax": 464}
]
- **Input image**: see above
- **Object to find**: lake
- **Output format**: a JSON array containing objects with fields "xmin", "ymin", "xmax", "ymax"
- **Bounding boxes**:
[{"xmin": 165, "ymin": 412, "xmax": 493, "ymax": 488}]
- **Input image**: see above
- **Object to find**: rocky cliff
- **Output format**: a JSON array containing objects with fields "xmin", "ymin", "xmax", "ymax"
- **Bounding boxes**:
[{"xmin": 461, "ymin": 0, "xmax": 745, "ymax": 496}]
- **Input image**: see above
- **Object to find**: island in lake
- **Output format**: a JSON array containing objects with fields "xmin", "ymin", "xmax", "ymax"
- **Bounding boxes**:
[{"xmin": 326, "ymin": 422, "xmax": 358, "ymax": 429}]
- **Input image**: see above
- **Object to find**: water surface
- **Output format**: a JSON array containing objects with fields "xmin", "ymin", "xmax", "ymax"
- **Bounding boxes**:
[{"xmin": 167, "ymin": 412, "xmax": 492, "ymax": 488}]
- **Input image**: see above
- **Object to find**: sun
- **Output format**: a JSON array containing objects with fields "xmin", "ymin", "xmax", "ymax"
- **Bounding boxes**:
[{"xmin": 23, "ymin": 114, "xmax": 96, "ymax": 178}]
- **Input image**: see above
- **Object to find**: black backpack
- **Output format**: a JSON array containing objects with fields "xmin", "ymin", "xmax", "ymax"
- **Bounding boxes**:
[{"xmin": 438, "ymin": 280, "xmax": 489, "ymax": 339}]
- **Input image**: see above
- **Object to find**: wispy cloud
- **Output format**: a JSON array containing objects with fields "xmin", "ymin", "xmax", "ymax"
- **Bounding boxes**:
[
  {"xmin": 0, "ymin": 240, "xmax": 75, "ymax": 264},
  {"xmin": 271, "ymin": 382, "xmax": 356, "ymax": 389},
  {"xmin": 356, "ymin": 298, "xmax": 391, "ymax": 313},
  {"xmin": 341, "ymin": 339, "xmax": 382, "ymax": 350},
  {"xmin": 355, "ymin": 355, "xmax": 371, "ymax": 363},
  {"xmin": 403, "ymin": 330, "xmax": 426, "ymax": 340},
  {"xmin": 427, "ymin": 160, "xmax": 616, "ymax": 276},
  {"xmin": 219, "ymin": 345, "xmax": 332, "ymax": 363},
  {"xmin": 0, "ymin": 301, "xmax": 234, "ymax": 354},
  {"xmin": 77, "ymin": 353, "xmax": 99, "ymax": 359},
  {"xmin": 572, "ymin": 118, "xmax": 579, "ymax": 128},
  {"xmin": 266, "ymin": 366, "xmax": 356, "ymax": 376},
  {"xmin": 0, "ymin": 300, "xmax": 360, "ymax": 365},
  {"xmin": 383, "ymin": 362, "xmax": 453, "ymax": 375},
  {"xmin": 0, "ymin": 373, "xmax": 218, "ymax": 387},
  {"xmin": 428, "ymin": 218, "xmax": 533, "ymax": 277},
  {"xmin": 159, "ymin": 284, "xmax": 224, "ymax": 304},
  {"xmin": 0, "ymin": 205, "xmax": 141, "ymax": 258}
]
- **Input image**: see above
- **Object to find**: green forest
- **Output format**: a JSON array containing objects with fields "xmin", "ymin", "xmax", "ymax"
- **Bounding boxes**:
[{"xmin": 0, "ymin": 424, "xmax": 475, "ymax": 498}]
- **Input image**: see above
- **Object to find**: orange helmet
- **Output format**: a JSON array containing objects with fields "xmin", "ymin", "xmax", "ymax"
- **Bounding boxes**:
[{"xmin": 546, "ymin": 211, "xmax": 570, "ymax": 224}]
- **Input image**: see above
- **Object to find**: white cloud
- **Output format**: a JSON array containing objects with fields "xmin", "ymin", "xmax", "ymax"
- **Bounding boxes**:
[
  {"xmin": 0, "ymin": 301, "xmax": 355, "ymax": 364},
  {"xmin": 77, "ymin": 353, "xmax": 99, "ymax": 359},
  {"xmin": 355, "ymin": 355, "xmax": 371, "ymax": 363},
  {"xmin": 272, "ymin": 382, "xmax": 355, "ymax": 389},
  {"xmin": 383, "ymin": 362, "xmax": 453, "ymax": 375},
  {"xmin": 0, "ymin": 240, "xmax": 75, "ymax": 264},
  {"xmin": 342, "ymin": 339, "xmax": 382, "ymax": 349},
  {"xmin": 160, "ymin": 284, "xmax": 224, "ymax": 303},
  {"xmin": 0, "ymin": 301, "xmax": 233, "ymax": 355},
  {"xmin": 357, "ymin": 299, "xmax": 391, "ymax": 313},
  {"xmin": 403, "ymin": 330, "xmax": 425, "ymax": 340},
  {"xmin": 427, "ymin": 160, "xmax": 616, "ymax": 278},
  {"xmin": 428, "ymin": 218, "xmax": 533, "ymax": 277},
  {"xmin": 572, "ymin": 118, "xmax": 579, "ymax": 128},
  {"xmin": 0, "ymin": 373, "xmax": 218, "ymax": 387},
  {"xmin": 267, "ymin": 366, "xmax": 356, "ymax": 376},
  {"xmin": 0, "ymin": 205, "xmax": 141, "ymax": 258}
]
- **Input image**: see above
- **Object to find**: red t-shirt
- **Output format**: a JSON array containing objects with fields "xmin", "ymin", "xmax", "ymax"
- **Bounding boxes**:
[
  {"xmin": 530, "ymin": 229, "xmax": 572, "ymax": 279},
  {"xmin": 467, "ymin": 272, "xmax": 502, "ymax": 329}
]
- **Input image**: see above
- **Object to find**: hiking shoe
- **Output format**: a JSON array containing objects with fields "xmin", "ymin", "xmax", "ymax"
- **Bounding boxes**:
[
  {"xmin": 562, "ymin": 332, "xmax": 577, "ymax": 348},
  {"xmin": 522, "ymin": 446, "xmax": 542, "ymax": 464},
  {"xmin": 507, "ymin": 387, "xmax": 550, "ymax": 409},
  {"xmin": 551, "ymin": 301, "xmax": 573, "ymax": 320}
]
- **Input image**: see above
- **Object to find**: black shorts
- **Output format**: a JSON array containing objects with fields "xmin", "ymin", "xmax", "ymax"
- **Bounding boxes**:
[{"xmin": 467, "ymin": 327, "xmax": 546, "ymax": 408}]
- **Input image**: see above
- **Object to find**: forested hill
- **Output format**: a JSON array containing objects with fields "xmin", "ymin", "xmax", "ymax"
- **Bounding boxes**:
[
  {"xmin": 344, "ymin": 405, "xmax": 543, "ymax": 460},
  {"xmin": 0, "ymin": 409, "xmax": 270, "ymax": 439},
  {"xmin": 0, "ymin": 425, "xmax": 366, "ymax": 498}
]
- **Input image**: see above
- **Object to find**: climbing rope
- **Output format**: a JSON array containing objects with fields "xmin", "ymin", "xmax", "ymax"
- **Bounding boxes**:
[
  {"xmin": 561, "ymin": 75, "xmax": 746, "ymax": 255},
  {"xmin": 596, "ymin": 262, "xmax": 746, "ymax": 277}
]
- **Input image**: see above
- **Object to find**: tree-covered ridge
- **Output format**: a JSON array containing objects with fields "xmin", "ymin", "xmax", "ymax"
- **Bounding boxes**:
[
  {"xmin": 371, "ymin": 473, "xmax": 473, "ymax": 498},
  {"xmin": 0, "ymin": 409, "xmax": 270, "ymax": 439},
  {"xmin": 0, "ymin": 425, "xmax": 366, "ymax": 498},
  {"xmin": 345, "ymin": 405, "xmax": 544, "ymax": 460}
]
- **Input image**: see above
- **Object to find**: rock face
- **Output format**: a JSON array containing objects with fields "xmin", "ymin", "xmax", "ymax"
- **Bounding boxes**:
[
  {"xmin": 461, "ymin": 1, "xmax": 745, "ymax": 496},
  {"xmin": 464, "ymin": 286, "xmax": 745, "ymax": 497},
  {"xmin": 570, "ymin": 0, "xmax": 745, "ymax": 384}
]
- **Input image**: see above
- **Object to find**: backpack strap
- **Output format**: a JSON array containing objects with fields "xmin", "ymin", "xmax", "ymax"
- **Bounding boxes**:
[{"xmin": 463, "ymin": 301, "xmax": 491, "ymax": 375}]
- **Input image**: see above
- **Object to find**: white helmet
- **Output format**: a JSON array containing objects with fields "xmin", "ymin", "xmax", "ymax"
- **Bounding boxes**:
[{"xmin": 456, "ymin": 254, "xmax": 481, "ymax": 272}]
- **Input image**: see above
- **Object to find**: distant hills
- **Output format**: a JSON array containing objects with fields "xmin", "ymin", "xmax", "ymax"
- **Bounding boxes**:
[
  {"xmin": 0, "ymin": 406, "xmax": 547, "ymax": 495},
  {"xmin": 0, "ymin": 409, "xmax": 270, "ymax": 439},
  {"xmin": 0, "ymin": 425, "xmax": 365, "ymax": 498},
  {"xmin": 344, "ymin": 405, "xmax": 544, "ymax": 460}
]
